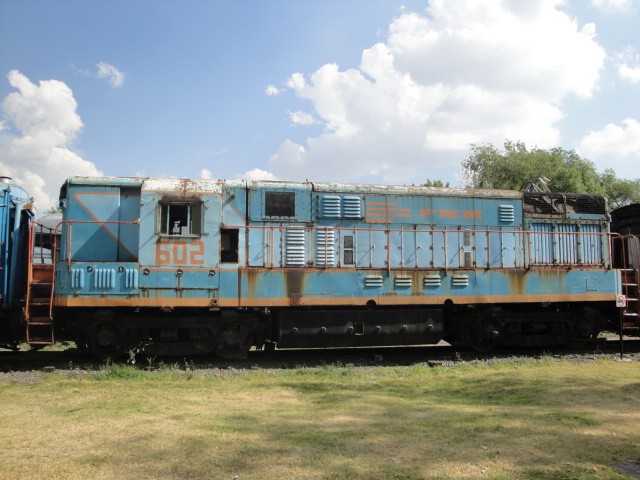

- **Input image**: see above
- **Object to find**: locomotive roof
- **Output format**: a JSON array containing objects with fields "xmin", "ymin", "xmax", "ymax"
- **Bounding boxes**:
[
  {"xmin": 309, "ymin": 181, "xmax": 521, "ymax": 198},
  {"xmin": 1, "ymin": 179, "xmax": 35, "ymax": 213},
  {"xmin": 63, "ymin": 176, "xmax": 522, "ymax": 199}
]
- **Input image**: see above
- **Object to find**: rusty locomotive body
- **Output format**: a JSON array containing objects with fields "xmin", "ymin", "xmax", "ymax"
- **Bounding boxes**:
[
  {"xmin": 0, "ymin": 176, "xmax": 636, "ymax": 356},
  {"xmin": 11, "ymin": 176, "xmax": 636, "ymax": 358}
]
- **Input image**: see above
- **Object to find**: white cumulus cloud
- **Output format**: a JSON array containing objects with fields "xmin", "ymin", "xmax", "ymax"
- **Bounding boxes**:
[
  {"xmin": 199, "ymin": 168, "xmax": 214, "ymax": 180},
  {"xmin": 289, "ymin": 111, "xmax": 316, "ymax": 126},
  {"xmin": 265, "ymin": 85, "xmax": 282, "ymax": 96},
  {"xmin": 614, "ymin": 48, "xmax": 640, "ymax": 84},
  {"xmin": 577, "ymin": 118, "xmax": 640, "ymax": 178},
  {"xmin": 96, "ymin": 62, "xmax": 125, "ymax": 88},
  {"xmin": 237, "ymin": 168, "xmax": 278, "ymax": 181},
  {"xmin": 618, "ymin": 64, "xmax": 640, "ymax": 83},
  {"xmin": 590, "ymin": 0, "xmax": 636, "ymax": 13},
  {"xmin": 269, "ymin": 0, "xmax": 606, "ymax": 185},
  {"xmin": 0, "ymin": 70, "xmax": 101, "ymax": 211}
]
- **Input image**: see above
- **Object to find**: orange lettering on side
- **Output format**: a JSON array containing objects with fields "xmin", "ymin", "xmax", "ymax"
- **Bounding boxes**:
[
  {"xmin": 462, "ymin": 210, "xmax": 481, "ymax": 220},
  {"xmin": 174, "ymin": 243, "xmax": 188, "ymax": 264},
  {"xmin": 439, "ymin": 209, "xmax": 459, "ymax": 219},
  {"xmin": 190, "ymin": 241, "xmax": 205, "ymax": 265},
  {"xmin": 156, "ymin": 241, "xmax": 206, "ymax": 265},
  {"xmin": 157, "ymin": 244, "xmax": 171, "ymax": 265},
  {"xmin": 420, "ymin": 209, "xmax": 437, "ymax": 218}
]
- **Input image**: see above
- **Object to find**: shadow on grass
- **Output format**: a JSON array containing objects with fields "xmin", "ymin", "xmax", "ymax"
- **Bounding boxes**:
[{"xmin": 75, "ymin": 365, "xmax": 639, "ymax": 480}]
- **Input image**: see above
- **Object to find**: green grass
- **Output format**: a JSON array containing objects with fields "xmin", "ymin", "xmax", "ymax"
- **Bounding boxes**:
[{"xmin": 1, "ymin": 359, "xmax": 639, "ymax": 479}]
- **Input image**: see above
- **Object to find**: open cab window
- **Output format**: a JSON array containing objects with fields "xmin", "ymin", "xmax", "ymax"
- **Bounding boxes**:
[
  {"xmin": 160, "ymin": 202, "xmax": 202, "ymax": 236},
  {"xmin": 220, "ymin": 228, "xmax": 239, "ymax": 263}
]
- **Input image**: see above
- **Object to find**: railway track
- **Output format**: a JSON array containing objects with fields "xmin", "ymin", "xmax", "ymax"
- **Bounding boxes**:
[{"xmin": 1, "ymin": 338, "xmax": 639, "ymax": 374}]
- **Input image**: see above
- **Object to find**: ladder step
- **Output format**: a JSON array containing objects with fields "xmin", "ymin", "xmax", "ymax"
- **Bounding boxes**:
[
  {"xmin": 623, "ymin": 312, "xmax": 639, "ymax": 317},
  {"xmin": 28, "ymin": 339, "xmax": 54, "ymax": 345},
  {"xmin": 29, "ymin": 299, "xmax": 50, "ymax": 306},
  {"xmin": 623, "ymin": 283, "xmax": 638, "ymax": 287},
  {"xmin": 28, "ymin": 317, "xmax": 52, "ymax": 324}
]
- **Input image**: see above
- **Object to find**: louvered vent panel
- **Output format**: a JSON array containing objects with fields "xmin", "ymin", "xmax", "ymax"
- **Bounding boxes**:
[
  {"xmin": 94, "ymin": 268, "xmax": 116, "ymax": 289},
  {"xmin": 423, "ymin": 275, "xmax": 442, "ymax": 288},
  {"xmin": 364, "ymin": 275, "xmax": 383, "ymax": 288},
  {"xmin": 530, "ymin": 222, "xmax": 554, "ymax": 264},
  {"xmin": 499, "ymin": 204, "xmax": 515, "ymax": 223},
  {"xmin": 451, "ymin": 274, "xmax": 469, "ymax": 287},
  {"xmin": 315, "ymin": 229, "xmax": 336, "ymax": 267},
  {"xmin": 580, "ymin": 224, "xmax": 603, "ymax": 265},
  {"xmin": 556, "ymin": 223, "xmax": 578, "ymax": 264},
  {"xmin": 71, "ymin": 268, "xmax": 85, "ymax": 289},
  {"xmin": 321, "ymin": 195, "xmax": 341, "ymax": 218},
  {"xmin": 394, "ymin": 275, "xmax": 412, "ymax": 288},
  {"xmin": 285, "ymin": 229, "xmax": 306, "ymax": 266},
  {"xmin": 342, "ymin": 196, "xmax": 363, "ymax": 218},
  {"xmin": 125, "ymin": 268, "xmax": 139, "ymax": 289}
]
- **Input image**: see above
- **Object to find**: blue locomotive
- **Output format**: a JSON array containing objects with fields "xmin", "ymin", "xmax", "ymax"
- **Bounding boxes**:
[
  {"xmin": 33, "ymin": 176, "xmax": 633, "ymax": 358},
  {"xmin": 0, "ymin": 177, "xmax": 35, "ymax": 348}
]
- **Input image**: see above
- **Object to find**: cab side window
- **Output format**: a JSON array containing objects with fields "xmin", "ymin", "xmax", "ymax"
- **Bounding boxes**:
[{"xmin": 160, "ymin": 202, "xmax": 202, "ymax": 236}]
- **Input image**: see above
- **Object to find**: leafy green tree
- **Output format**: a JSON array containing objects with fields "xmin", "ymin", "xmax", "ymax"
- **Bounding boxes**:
[
  {"xmin": 460, "ymin": 141, "xmax": 640, "ymax": 208},
  {"xmin": 461, "ymin": 141, "xmax": 604, "ymax": 193},
  {"xmin": 422, "ymin": 179, "xmax": 450, "ymax": 188},
  {"xmin": 599, "ymin": 169, "xmax": 640, "ymax": 209}
]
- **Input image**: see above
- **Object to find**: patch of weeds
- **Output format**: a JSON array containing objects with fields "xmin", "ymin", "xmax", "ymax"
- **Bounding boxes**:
[
  {"xmin": 183, "ymin": 358, "xmax": 195, "ymax": 380},
  {"xmin": 145, "ymin": 356, "xmax": 157, "ymax": 370},
  {"xmin": 542, "ymin": 411, "xmax": 599, "ymax": 428},
  {"xmin": 126, "ymin": 339, "xmax": 152, "ymax": 365},
  {"xmin": 523, "ymin": 463, "xmax": 622, "ymax": 480},
  {"xmin": 95, "ymin": 360, "xmax": 146, "ymax": 380}
]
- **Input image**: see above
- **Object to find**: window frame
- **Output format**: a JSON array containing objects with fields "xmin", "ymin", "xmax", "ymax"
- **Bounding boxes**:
[
  {"xmin": 220, "ymin": 228, "xmax": 240, "ymax": 263},
  {"xmin": 264, "ymin": 191, "xmax": 296, "ymax": 218},
  {"xmin": 158, "ymin": 201, "xmax": 203, "ymax": 237}
]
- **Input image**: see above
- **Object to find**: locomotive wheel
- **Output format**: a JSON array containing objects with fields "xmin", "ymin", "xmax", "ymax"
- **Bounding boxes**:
[
  {"xmin": 212, "ymin": 323, "xmax": 252, "ymax": 359},
  {"xmin": 468, "ymin": 336, "xmax": 497, "ymax": 352},
  {"xmin": 565, "ymin": 315, "xmax": 599, "ymax": 349},
  {"xmin": 466, "ymin": 321, "xmax": 498, "ymax": 352},
  {"xmin": 88, "ymin": 323, "xmax": 125, "ymax": 359}
]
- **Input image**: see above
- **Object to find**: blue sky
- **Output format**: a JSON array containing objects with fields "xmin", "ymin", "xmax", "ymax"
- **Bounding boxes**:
[{"xmin": 1, "ymin": 0, "xmax": 639, "ymax": 210}]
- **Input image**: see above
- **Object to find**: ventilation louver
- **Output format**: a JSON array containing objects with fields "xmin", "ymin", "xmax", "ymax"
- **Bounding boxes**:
[
  {"xmin": 499, "ymin": 205, "xmax": 515, "ymax": 223},
  {"xmin": 315, "ymin": 229, "xmax": 336, "ymax": 267},
  {"xmin": 285, "ymin": 229, "xmax": 306, "ymax": 266}
]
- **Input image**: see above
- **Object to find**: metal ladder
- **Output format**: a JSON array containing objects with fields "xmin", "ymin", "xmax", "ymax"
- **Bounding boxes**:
[
  {"xmin": 24, "ymin": 223, "xmax": 55, "ymax": 346},
  {"xmin": 621, "ymin": 267, "xmax": 640, "ymax": 331}
]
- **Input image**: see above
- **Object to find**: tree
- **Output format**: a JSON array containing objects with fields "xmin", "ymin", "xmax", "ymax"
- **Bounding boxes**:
[
  {"xmin": 599, "ymin": 169, "xmax": 640, "ymax": 209},
  {"xmin": 460, "ymin": 141, "xmax": 640, "ymax": 208},
  {"xmin": 422, "ymin": 179, "xmax": 450, "ymax": 188},
  {"xmin": 461, "ymin": 141, "xmax": 603, "ymax": 192}
]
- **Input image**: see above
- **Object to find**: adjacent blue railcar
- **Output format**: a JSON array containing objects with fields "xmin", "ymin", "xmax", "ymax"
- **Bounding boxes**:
[
  {"xmin": 45, "ymin": 176, "xmax": 626, "ymax": 357},
  {"xmin": 0, "ymin": 177, "xmax": 35, "ymax": 348}
]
